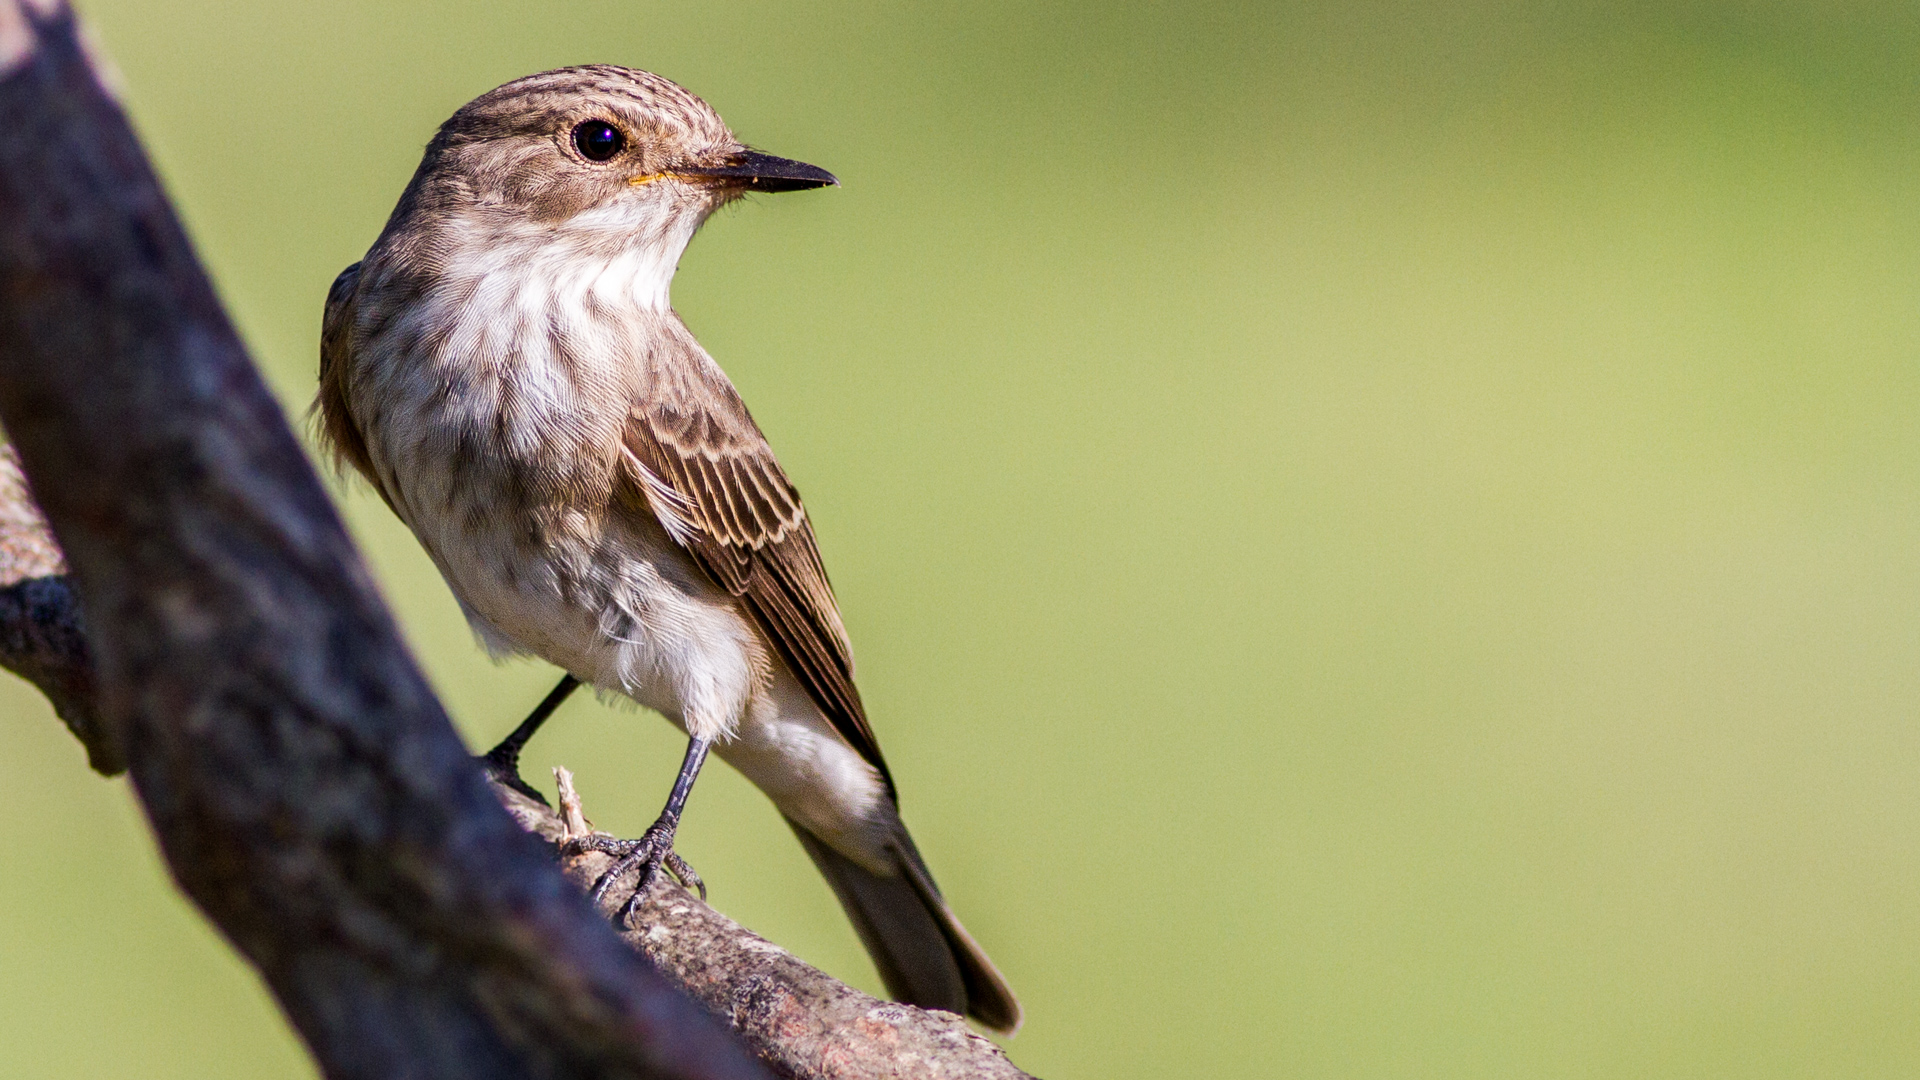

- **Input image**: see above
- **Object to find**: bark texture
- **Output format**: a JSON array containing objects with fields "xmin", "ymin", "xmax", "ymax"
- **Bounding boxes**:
[
  {"xmin": 0, "ymin": 6, "xmax": 761, "ymax": 1079},
  {"xmin": 512, "ymin": 772, "xmax": 1033, "ymax": 1080},
  {"xmin": 0, "ymin": 4, "xmax": 1036, "ymax": 1078}
]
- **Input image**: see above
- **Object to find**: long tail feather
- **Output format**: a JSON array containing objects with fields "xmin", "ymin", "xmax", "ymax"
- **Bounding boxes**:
[{"xmin": 786, "ymin": 817, "xmax": 1022, "ymax": 1034}]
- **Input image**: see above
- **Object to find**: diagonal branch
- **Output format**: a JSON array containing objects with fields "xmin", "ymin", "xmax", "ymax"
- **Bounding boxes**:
[
  {"xmin": 0, "ymin": 5, "xmax": 763, "ymax": 1079},
  {"xmin": 511, "ymin": 772, "xmax": 1033, "ymax": 1080}
]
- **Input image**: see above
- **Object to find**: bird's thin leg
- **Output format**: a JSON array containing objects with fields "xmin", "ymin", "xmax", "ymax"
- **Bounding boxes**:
[
  {"xmin": 480, "ymin": 674, "xmax": 581, "ymax": 801},
  {"xmin": 568, "ymin": 734, "xmax": 714, "ymax": 922}
]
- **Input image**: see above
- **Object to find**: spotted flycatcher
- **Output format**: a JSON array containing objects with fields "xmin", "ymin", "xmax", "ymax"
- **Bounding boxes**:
[{"xmin": 316, "ymin": 66, "xmax": 1019, "ymax": 1032}]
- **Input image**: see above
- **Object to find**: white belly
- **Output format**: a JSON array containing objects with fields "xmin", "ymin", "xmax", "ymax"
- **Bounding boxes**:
[
  {"xmin": 428, "ymin": 496, "xmax": 767, "ymax": 744},
  {"xmin": 427, "ymin": 506, "xmax": 889, "ymax": 859}
]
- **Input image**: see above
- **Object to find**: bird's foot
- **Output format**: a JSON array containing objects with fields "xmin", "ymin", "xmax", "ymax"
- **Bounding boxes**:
[
  {"xmin": 565, "ymin": 813, "xmax": 707, "ymax": 925},
  {"xmin": 478, "ymin": 743, "xmax": 549, "ymax": 806}
]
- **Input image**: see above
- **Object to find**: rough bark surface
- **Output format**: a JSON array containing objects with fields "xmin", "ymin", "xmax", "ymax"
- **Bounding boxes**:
[
  {"xmin": 0, "ymin": 6, "xmax": 762, "ymax": 1080},
  {"xmin": 507, "ymin": 773, "xmax": 1034, "ymax": 1080},
  {"xmin": 0, "ymin": 4, "xmax": 1035, "ymax": 1078},
  {"xmin": 0, "ymin": 451, "xmax": 108, "ymax": 770}
]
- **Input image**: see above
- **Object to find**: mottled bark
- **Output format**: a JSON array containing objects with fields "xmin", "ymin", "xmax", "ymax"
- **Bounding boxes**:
[
  {"xmin": 0, "ymin": 5, "xmax": 761, "ymax": 1079},
  {"xmin": 513, "ymin": 771, "xmax": 1034, "ymax": 1080},
  {"xmin": 0, "ymin": 3, "xmax": 1034, "ymax": 1078},
  {"xmin": 0, "ymin": 450, "xmax": 108, "ymax": 770}
]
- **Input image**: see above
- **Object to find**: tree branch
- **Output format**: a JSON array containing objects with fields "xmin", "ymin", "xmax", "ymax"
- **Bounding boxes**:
[
  {"xmin": 506, "ymin": 772, "xmax": 1033, "ymax": 1080},
  {"xmin": 0, "ymin": 4, "xmax": 1034, "ymax": 1077},
  {"xmin": 0, "ymin": 5, "xmax": 762, "ymax": 1079},
  {"xmin": 0, "ymin": 450, "xmax": 110, "ymax": 771}
]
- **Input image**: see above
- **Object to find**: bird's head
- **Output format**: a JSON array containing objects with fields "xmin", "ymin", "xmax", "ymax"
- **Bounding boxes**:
[{"xmin": 387, "ymin": 65, "xmax": 835, "ymax": 266}]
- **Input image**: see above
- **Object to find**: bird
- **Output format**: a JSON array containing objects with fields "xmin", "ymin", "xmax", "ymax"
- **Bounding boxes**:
[{"xmin": 314, "ymin": 65, "xmax": 1020, "ymax": 1034}]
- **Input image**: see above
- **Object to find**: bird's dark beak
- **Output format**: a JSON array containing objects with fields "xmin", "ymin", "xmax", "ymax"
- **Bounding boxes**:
[{"xmin": 678, "ymin": 149, "xmax": 838, "ymax": 192}]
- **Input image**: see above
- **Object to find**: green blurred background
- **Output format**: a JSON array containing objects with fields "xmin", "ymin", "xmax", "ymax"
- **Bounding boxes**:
[{"xmin": 5, "ymin": 1, "xmax": 1920, "ymax": 1076}]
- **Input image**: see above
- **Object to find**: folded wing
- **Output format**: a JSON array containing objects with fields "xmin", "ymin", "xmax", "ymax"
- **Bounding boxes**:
[{"xmin": 620, "ymin": 373, "xmax": 893, "ymax": 794}]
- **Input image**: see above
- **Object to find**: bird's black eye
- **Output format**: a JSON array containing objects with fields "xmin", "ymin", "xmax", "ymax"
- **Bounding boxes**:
[{"xmin": 572, "ymin": 120, "xmax": 625, "ymax": 162}]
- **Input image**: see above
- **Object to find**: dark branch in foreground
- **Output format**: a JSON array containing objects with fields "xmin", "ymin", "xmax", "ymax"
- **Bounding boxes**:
[
  {"xmin": 0, "ymin": 6, "xmax": 757, "ymax": 1079},
  {"xmin": 0, "ymin": 4, "xmax": 1032, "ymax": 1077}
]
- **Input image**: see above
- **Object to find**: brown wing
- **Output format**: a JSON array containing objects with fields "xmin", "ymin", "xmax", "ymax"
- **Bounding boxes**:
[
  {"xmin": 621, "ymin": 381, "xmax": 893, "ymax": 795},
  {"xmin": 315, "ymin": 261, "xmax": 389, "ymax": 503}
]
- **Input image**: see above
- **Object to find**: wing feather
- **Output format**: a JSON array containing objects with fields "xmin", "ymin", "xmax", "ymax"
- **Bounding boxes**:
[
  {"xmin": 621, "ymin": 380, "xmax": 888, "ymax": 792},
  {"xmin": 315, "ymin": 261, "xmax": 396, "ymax": 511}
]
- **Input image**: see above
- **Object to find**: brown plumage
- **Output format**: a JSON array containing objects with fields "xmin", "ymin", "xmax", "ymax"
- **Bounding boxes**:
[
  {"xmin": 316, "ymin": 65, "xmax": 1018, "ymax": 1032},
  {"xmin": 621, "ymin": 375, "xmax": 892, "ymax": 793}
]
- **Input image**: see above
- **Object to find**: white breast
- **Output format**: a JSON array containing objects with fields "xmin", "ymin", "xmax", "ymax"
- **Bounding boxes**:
[{"xmin": 346, "ymin": 208, "xmax": 765, "ymax": 741}]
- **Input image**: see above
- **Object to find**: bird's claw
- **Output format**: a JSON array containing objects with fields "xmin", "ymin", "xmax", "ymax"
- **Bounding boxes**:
[
  {"xmin": 565, "ymin": 813, "xmax": 706, "ymax": 925},
  {"xmin": 663, "ymin": 849, "xmax": 705, "ymax": 901}
]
